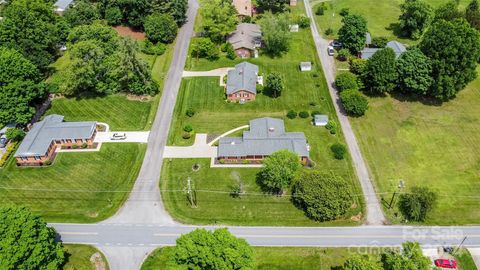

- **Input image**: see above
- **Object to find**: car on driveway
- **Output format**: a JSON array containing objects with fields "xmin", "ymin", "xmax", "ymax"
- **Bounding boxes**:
[
  {"xmin": 434, "ymin": 259, "xmax": 457, "ymax": 269},
  {"xmin": 327, "ymin": 46, "xmax": 335, "ymax": 56},
  {"xmin": 111, "ymin": 133, "xmax": 127, "ymax": 140},
  {"xmin": 331, "ymin": 40, "xmax": 342, "ymax": 48},
  {"xmin": 0, "ymin": 136, "xmax": 8, "ymax": 148}
]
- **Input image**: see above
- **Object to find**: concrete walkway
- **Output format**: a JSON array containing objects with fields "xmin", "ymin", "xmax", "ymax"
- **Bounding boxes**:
[
  {"xmin": 163, "ymin": 134, "xmax": 217, "ymax": 158},
  {"xmin": 468, "ymin": 248, "xmax": 480, "ymax": 269},
  {"xmin": 95, "ymin": 132, "xmax": 150, "ymax": 143},
  {"xmin": 208, "ymin": 125, "xmax": 249, "ymax": 146},
  {"xmin": 304, "ymin": 0, "xmax": 386, "ymax": 225}
]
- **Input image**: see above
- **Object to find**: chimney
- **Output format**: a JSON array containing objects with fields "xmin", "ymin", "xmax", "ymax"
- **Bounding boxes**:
[{"xmin": 268, "ymin": 127, "xmax": 275, "ymax": 132}]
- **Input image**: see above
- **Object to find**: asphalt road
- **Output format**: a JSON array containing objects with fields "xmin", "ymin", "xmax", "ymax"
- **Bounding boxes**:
[{"xmin": 303, "ymin": 0, "xmax": 386, "ymax": 225}]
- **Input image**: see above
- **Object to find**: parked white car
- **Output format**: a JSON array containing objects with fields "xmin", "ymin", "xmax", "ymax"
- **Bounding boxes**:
[
  {"xmin": 327, "ymin": 46, "xmax": 335, "ymax": 56},
  {"xmin": 111, "ymin": 133, "xmax": 127, "ymax": 140}
]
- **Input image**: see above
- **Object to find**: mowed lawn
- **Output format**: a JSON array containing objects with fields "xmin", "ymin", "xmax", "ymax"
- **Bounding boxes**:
[
  {"xmin": 63, "ymin": 244, "xmax": 109, "ymax": 270},
  {"xmin": 0, "ymin": 143, "xmax": 145, "ymax": 222},
  {"xmin": 313, "ymin": 0, "xmax": 470, "ymax": 44},
  {"xmin": 141, "ymin": 246, "xmax": 382, "ymax": 270}
]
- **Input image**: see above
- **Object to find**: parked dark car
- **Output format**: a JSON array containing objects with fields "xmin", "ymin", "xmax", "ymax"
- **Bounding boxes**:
[{"xmin": 0, "ymin": 137, "xmax": 8, "ymax": 148}]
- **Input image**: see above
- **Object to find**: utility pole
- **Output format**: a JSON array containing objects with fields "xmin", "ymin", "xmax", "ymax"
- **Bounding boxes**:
[
  {"xmin": 389, "ymin": 179, "xmax": 405, "ymax": 209},
  {"xmin": 453, "ymin": 236, "xmax": 468, "ymax": 255}
]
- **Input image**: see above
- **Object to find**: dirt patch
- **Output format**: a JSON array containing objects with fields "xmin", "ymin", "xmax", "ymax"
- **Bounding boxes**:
[
  {"xmin": 126, "ymin": 94, "xmax": 153, "ymax": 101},
  {"xmin": 113, "ymin": 26, "xmax": 146, "ymax": 40},
  {"xmin": 350, "ymin": 212, "xmax": 362, "ymax": 222},
  {"xmin": 90, "ymin": 252, "xmax": 106, "ymax": 270}
]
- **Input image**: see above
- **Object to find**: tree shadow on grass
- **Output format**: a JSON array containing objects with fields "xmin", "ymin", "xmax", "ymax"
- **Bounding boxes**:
[
  {"xmin": 390, "ymin": 91, "xmax": 443, "ymax": 107},
  {"xmin": 385, "ymin": 22, "xmax": 405, "ymax": 39}
]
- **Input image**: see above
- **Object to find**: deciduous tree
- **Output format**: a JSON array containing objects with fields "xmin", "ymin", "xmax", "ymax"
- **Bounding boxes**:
[
  {"xmin": 64, "ymin": 0, "xmax": 100, "ymax": 27},
  {"xmin": 335, "ymin": 72, "xmax": 359, "ymax": 91},
  {"xmin": 265, "ymin": 72, "xmax": 285, "ymax": 98},
  {"xmin": 258, "ymin": 150, "xmax": 301, "ymax": 193},
  {"xmin": 144, "ymin": 13, "xmax": 178, "ymax": 44},
  {"xmin": 344, "ymin": 255, "xmax": 383, "ymax": 270},
  {"xmin": 398, "ymin": 186, "xmax": 437, "ymax": 222},
  {"xmin": 419, "ymin": 19, "xmax": 480, "ymax": 100},
  {"xmin": 434, "ymin": 1, "xmax": 463, "ymax": 22},
  {"xmin": 338, "ymin": 14, "xmax": 368, "ymax": 53},
  {"xmin": 396, "ymin": 48, "xmax": 433, "ymax": 95},
  {"xmin": 260, "ymin": 12, "xmax": 291, "ymax": 56},
  {"xmin": 257, "ymin": 0, "xmax": 287, "ymax": 13},
  {"xmin": 466, "ymin": 0, "xmax": 480, "ymax": 30},
  {"xmin": 340, "ymin": 89, "xmax": 369, "ymax": 116},
  {"xmin": 382, "ymin": 242, "xmax": 431, "ymax": 270},
  {"xmin": 171, "ymin": 228, "xmax": 254, "ymax": 269},
  {"xmin": 363, "ymin": 48, "xmax": 397, "ymax": 94},
  {"xmin": 202, "ymin": 0, "xmax": 238, "ymax": 43},
  {"xmin": 292, "ymin": 171, "xmax": 352, "ymax": 221},
  {"xmin": 398, "ymin": 0, "xmax": 433, "ymax": 39},
  {"xmin": 151, "ymin": 0, "xmax": 188, "ymax": 25},
  {"xmin": 191, "ymin": 37, "xmax": 219, "ymax": 60},
  {"xmin": 0, "ymin": 206, "xmax": 65, "ymax": 269}
]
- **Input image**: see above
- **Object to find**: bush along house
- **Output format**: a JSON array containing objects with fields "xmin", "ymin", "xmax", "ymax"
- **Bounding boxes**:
[
  {"xmin": 14, "ymin": 115, "xmax": 97, "ymax": 166},
  {"xmin": 217, "ymin": 117, "xmax": 310, "ymax": 164}
]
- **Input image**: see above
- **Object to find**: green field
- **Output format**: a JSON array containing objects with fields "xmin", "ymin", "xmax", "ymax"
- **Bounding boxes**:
[
  {"xmin": 0, "ymin": 143, "xmax": 145, "ymax": 222},
  {"xmin": 455, "ymin": 248, "xmax": 478, "ymax": 270},
  {"xmin": 313, "ymin": 0, "xmax": 470, "ymax": 44},
  {"xmin": 63, "ymin": 244, "xmax": 109, "ymax": 270},
  {"xmin": 141, "ymin": 246, "xmax": 383, "ymax": 270}
]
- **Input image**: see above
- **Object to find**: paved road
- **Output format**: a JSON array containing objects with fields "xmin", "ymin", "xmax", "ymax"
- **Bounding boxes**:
[{"xmin": 303, "ymin": 0, "xmax": 386, "ymax": 225}]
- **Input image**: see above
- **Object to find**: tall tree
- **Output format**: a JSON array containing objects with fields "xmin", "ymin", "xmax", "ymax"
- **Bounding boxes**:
[
  {"xmin": 382, "ymin": 242, "xmax": 431, "ymax": 270},
  {"xmin": 398, "ymin": 0, "xmax": 433, "ymax": 39},
  {"xmin": 398, "ymin": 186, "xmax": 437, "ymax": 222},
  {"xmin": 344, "ymin": 255, "xmax": 383, "ymax": 270},
  {"xmin": 419, "ymin": 19, "xmax": 480, "ymax": 100},
  {"xmin": 64, "ymin": 0, "xmax": 100, "ymax": 27},
  {"xmin": 396, "ymin": 48, "xmax": 433, "ymax": 95},
  {"xmin": 466, "ymin": 0, "xmax": 480, "ymax": 30},
  {"xmin": 144, "ymin": 13, "xmax": 178, "ymax": 44},
  {"xmin": 256, "ymin": 0, "xmax": 287, "ymax": 13},
  {"xmin": 259, "ymin": 12, "xmax": 291, "ymax": 56},
  {"xmin": 258, "ymin": 149, "xmax": 301, "ymax": 194},
  {"xmin": 292, "ymin": 171, "xmax": 352, "ymax": 221},
  {"xmin": 363, "ymin": 47, "xmax": 397, "ymax": 94},
  {"xmin": 201, "ymin": 0, "xmax": 238, "ymax": 43},
  {"xmin": 151, "ymin": 0, "xmax": 188, "ymax": 25},
  {"xmin": 0, "ymin": 206, "xmax": 65, "ymax": 269},
  {"xmin": 434, "ymin": 0, "xmax": 463, "ymax": 22},
  {"xmin": 0, "ymin": 0, "xmax": 66, "ymax": 70},
  {"xmin": 338, "ymin": 14, "xmax": 368, "ymax": 53},
  {"xmin": 171, "ymin": 228, "xmax": 254, "ymax": 269},
  {"xmin": 265, "ymin": 72, "xmax": 285, "ymax": 97}
]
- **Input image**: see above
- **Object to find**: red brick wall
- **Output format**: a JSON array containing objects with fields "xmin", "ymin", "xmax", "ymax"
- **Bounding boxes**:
[
  {"xmin": 228, "ymin": 90, "xmax": 256, "ymax": 102},
  {"xmin": 235, "ymin": 48, "xmax": 252, "ymax": 58}
]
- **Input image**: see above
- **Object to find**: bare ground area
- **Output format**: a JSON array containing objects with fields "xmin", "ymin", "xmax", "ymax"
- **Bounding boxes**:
[{"xmin": 113, "ymin": 26, "xmax": 146, "ymax": 40}]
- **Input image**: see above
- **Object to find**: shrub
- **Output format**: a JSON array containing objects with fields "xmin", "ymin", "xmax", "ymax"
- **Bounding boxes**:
[
  {"xmin": 43, "ymin": 160, "xmax": 52, "ymax": 166},
  {"xmin": 335, "ymin": 72, "xmax": 359, "ymax": 91},
  {"xmin": 183, "ymin": 125, "xmax": 193, "ymax": 132},
  {"xmin": 371, "ymin": 36, "xmax": 388, "ymax": 48},
  {"xmin": 256, "ymin": 84, "xmax": 264, "ymax": 94},
  {"xmin": 331, "ymin": 143, "xmax": 347, "ymax": 159},
  {"xmin": 257, "ymin": 150, "xmax": 302, "ymax": 194},
  {"xmin": 0, "ymin": 142, "xmax": 17, "ymax": 167},
  {"xmin": 225, "ymin": 43, "xmax": 236, "ymax": 60},
  {"xmin": 140, "ymin": 40, "xmax": 166, "ymax": 55},
  {"xmin": 5, "ymin": 128, "xmax": 25, "ymax": 142},
  {"xmin": 71, "ymin": 144, "xmax": 78, "ymax": 149},
  {"xmin": 310, "ymin": 110, "xmax": 321, "ymax": 117},
  {"xmin": 105, "ymin": 6, "xmax": 122, "ymax": 25},
  {"xmin": 340, "ymin": 89, "xmax": 369, "ymax": 116},
  {"xmin": 185, "ymin": 108, "xmax": 195, "ymax": 117},
  {"xmin": 287, "ymin": 110, "xmax": 297, "ymax": 119},
  {"xmin": 309, "ymin": 101, "xmax": 317, "ymax": 106},
  {"xmin": 325, "ymin": 120, "xmax": 337, "ymax": 134},
  {"xmin": 219, "ymin": 158, "xmax": 225, "ymax": 164},
  {"xmin": 191, "ymin": 38, "xmax": 219, "ymax": 60},
  {"xmin": 337, "ymin": 48, "xmax": 351, "ymax": 61},
  {"xmin": 398, "ymin": 186, "xmax": 437, "ymax": 222},
  {"xmin": 292, "ymin": 171, "xmax": 352, "ymax": 221},
  {"xmin": 339, "ymin": 8, "xmax": 350, "ymax": 16},
  {"xmin": 349, "ymin": 58, "xmax": 367, "ymax": 75},
  {"xmin": 299, "ymin": 111, "xmax": 309, "ymax": 118},
  {"xmin": 297, "ymin": 16, "xmax": 311, "ymax": 28},
  {"xmin": 325, "ymin": 28, "xmax": 334, "ymax": 35},
  {"xmin": 81, "ymin": 143, "xmax": 88, "ymax": 149},
  {"xmin": 182, "ymin": 132, "xmax": 191, "ymax": 139},
  {"xmin": 315, "ymin": 5, "xmax": 324, "ymax": 15}
]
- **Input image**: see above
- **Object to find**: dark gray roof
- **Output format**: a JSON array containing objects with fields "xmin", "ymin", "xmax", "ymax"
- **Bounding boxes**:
[
  {"xmin": 227, "ymin": 23, "xmax": 262, "ymax": 50},
  {"xmin": 15, "ymin": 115, "xmax": 96, "ymax": 157},
  {"xmin": 54, "ymin": 0, "xmax": 74, "ymax": 10},
  {"xmin": 226, "ymin": 62, "xmax": 258, "ymax": 95},
  {"xmin": 218, "ymin": 117, "xmax": 309, "ymax": 157},
  {"xmin": 360, "ymin": 40, "xmax": 407, "ymax": 60}
]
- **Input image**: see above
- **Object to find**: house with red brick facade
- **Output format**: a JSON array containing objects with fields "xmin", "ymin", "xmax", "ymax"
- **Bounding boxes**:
[
  {"xmin": 227, "ymin": 23, "xmax": 262, "ymax": 58},
  {"xmin": 217, "ymin": 117, "xmax": 310, "ymax": 163},
  {"xmin": 14, "ymin": 114, "xmax": 97, "ymax": 166},
  {"xmin": 226, "ymin": 62, "xmax": 259, "ymax": 102}
]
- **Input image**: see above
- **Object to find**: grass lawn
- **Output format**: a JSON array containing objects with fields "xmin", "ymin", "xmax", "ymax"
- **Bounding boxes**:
[
  {"xmin": 313, "ymin": 0, "xmax": 470, "ymax": 44},
  {"xmin": 455, "ymin": 248, "xmax": 478, "ymax": 270},
  {"xmin": 350, "ymin": 71, "xmax": 480, "ymax": 225},
  {"xmin": 141, "ymin": 246, "xmax": 382, "ymax": 270},
  {"xmin": 63, "ymin": 244, "xmax": 109, "ymax": 270},
  {"xmin": 0, "ymin": 143, "xmax": 145, "ymax": 222}
]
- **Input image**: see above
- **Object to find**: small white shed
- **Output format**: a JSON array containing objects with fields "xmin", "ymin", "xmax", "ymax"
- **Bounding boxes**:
[
  {"xmin": 300, "ymin": 62, "xmax": 312, "ymax": 72},
  {"xmin": 313, "ymin": 115, "xmax": 328, "ymax": 126},
  {"xmin": 289, "ymin": 24, "xmax": 299, "ymax": 32}
]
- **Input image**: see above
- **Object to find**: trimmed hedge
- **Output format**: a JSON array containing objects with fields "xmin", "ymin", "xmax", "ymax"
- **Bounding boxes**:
[{"xmin": 0, "ymin": 142, "xmax": 18, "ymax": 168}]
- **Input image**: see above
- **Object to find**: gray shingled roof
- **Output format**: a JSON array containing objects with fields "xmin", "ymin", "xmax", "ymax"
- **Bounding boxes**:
[
  {"xmin": 227, "ymin": 23, "xmax": 262, "ymax": 51},
  {"xmin": 360, "ymin": 40, "xmax": 407, "ymax": 59},
  {"xmin": 226, "ymin": 62, "xmax": 258, "ymax": 95},
  {"xmin": 15, "ymin": 115, "xmax": 96, "ymax": 157},
  {"xmin": 55, "ymin": 0, "xmax": 74, "ymax": 10},
  {"xmin": 218, "ymin": 117, "xmax": 309, "ymax": 157}
]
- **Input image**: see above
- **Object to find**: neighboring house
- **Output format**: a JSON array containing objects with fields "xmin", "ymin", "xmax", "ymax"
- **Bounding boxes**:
[
  {"xmin": 360, "ymin": 40, "xmax": 407, "ymax": 60},
  {"xmin": 313, "ymin": 115, "xmax": 328, "ymax": 126},
  {"xmin": 233, "ymin": 0, "xmax": 252, "ymax": 17},
  {"xmin": 14, "ymin": 115, "xmax": 97, "ymax": 166},
  {"xmin": 365, "ymin": 32, "xmax": 372, "ymax": 47},
  {"xmin": 290, "ymin": 0, "xmax": 297, "ymax": 6},
  {"xmin": 226, "ymin": 62, "xmax": 259, "ymax": 102},
  {"xmin": 54, "ymin": 0, "xmax": 74, "ymax": 15},
  {"xmin": 227, "ymin": 23, "xmax": 262, "ymax": 58},
  {"xmin": 300, "ymin": 62, "xmax": 312, "ymax": 72},
  {"xmin": 218, "ymin": 117, "xmax": 310, "ymax": 163},
  {"xmin": 0, "ymin": 123, "xmax": 16, "ymax": 137}
]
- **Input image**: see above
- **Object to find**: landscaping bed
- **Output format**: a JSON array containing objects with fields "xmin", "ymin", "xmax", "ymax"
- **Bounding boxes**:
[{"xmin": 63, "ymin": 244, "xmax": 109, "ymax": 270}]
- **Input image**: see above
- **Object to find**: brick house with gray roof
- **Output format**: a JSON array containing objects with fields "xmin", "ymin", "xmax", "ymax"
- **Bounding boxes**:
[
  {"xmin": 15, "ymin": 115, "xmax": 97, "ymax": 166},
  {"xmin": 226, "ymin": 62, "xmax": 259, "ymax": 102},
  {"xmin": 218, "ymin": 117, "xmax": 309, "ymax": 163},
  {"xmin": 227, "ymin": 23, "xmax": 262, "ymax": 58}
]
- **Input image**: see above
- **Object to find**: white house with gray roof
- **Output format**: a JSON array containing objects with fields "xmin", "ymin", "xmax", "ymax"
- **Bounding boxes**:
[
  {"xmin": 226, "ymin": 62, "xmax": 259, "ymax": 102},
  {"xmin": 227, "ymin": 23, "xmax": 262, "ymax": 58},
  {"xmin": 218, "ymin": 117, "xmax": 309, "ymax": 163},
  {"xmin": 54, "ymin": 0, "xmax": 74, "ymax": 15},
  {"xmin": 360, "ymin": 40, "xmax": 407, "ymax": 60},
  {"xmin": 15, "ymin": 115, "xmax": 97, "ymax": 166}
]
